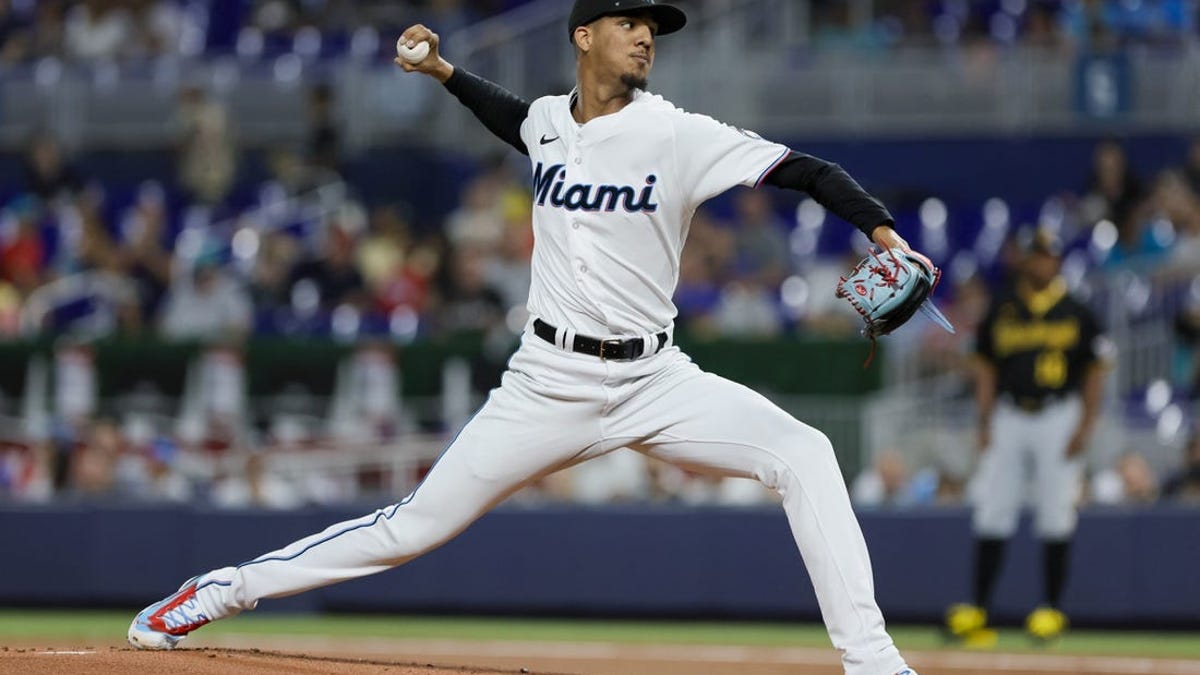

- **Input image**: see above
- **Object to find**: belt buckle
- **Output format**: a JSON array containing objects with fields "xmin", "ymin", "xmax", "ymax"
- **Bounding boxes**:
[
  {"xmin": 599, "ymin": 338, "xmax": 624, "ymax": 361},
  {"xmin": 1017, "ymin": 398, "xmax": 1042, "ymax": 413}
]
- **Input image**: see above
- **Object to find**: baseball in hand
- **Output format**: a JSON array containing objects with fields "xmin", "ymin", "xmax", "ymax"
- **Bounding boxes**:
[{"xmin": 396, "ymin": 39, "xmax": 430, "ymax": 64}]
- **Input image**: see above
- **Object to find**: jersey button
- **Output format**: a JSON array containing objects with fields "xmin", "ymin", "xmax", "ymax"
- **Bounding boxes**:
[
  {"xmin": 574, "ymin": 158, "xmax": 582, "ymax": 165},
  {"xmin": 572, "ymin": 222, "xmax": 581, "ymax": 229}
]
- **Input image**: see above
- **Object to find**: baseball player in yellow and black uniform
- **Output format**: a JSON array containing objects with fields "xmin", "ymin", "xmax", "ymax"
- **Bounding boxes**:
[{"xmin": 947, "ymin": 230, "xmax": 1113, "ymax": 644}]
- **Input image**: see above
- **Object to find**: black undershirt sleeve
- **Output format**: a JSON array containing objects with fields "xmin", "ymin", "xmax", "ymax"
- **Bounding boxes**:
[
  {"xmin": 762, "ymin": 151, "xmax": 893, "ymax": 239},
  {"xmin": 442, "ymin": 67, "xmax": 531, "ymax": 155}
]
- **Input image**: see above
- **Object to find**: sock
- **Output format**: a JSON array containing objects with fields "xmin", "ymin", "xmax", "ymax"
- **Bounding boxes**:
[
  {"xmin": 1043, "ymin": 539, "xmax": 1071, "ymax": 608},
  {"xmin": 974, "ymin": 538, "xmax": 1007, "ymax": 608}
]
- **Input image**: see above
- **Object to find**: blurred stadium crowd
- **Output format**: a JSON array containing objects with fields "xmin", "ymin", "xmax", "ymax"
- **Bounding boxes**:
[
  {"xmin": 0, "ymin": 0, "xmax": 1194, "ymax": 66},
  {"xmin": 1, "ymin": 0, "xmax": 1200, "ymax": 511}
]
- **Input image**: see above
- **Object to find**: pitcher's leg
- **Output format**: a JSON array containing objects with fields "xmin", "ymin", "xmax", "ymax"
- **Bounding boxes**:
[
  {"xmin": 626, "ymin": 368, "xmax": 906, "ymax": 675},
  {"xmin": 196, "ymin": 432, "xmax": 538, "ymax": 619},
  {"xmin": 189, "ymin": 369, "xmax": 603, "ymax": 621}
]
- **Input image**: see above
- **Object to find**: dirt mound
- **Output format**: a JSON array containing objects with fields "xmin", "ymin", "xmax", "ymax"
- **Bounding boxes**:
[{"xmin": 0, "ymin": 646, "xmax": 534, "ymax": 675}]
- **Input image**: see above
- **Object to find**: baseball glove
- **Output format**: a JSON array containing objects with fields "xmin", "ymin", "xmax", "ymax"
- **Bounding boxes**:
[{"xmin": 836, "ymin": 248, "xmax": 955, "ymax": 363}]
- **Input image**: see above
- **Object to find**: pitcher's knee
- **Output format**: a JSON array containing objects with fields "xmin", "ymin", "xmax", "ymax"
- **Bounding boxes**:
[
  {"xmin": 374, "ymin": 510, "xmax": 455, "ymax": 559},
  {"xmin": 758, "ymin": 428, "xmax": 838, "ymax": 491},
  {"xmin": 783, "ymin": 427, "xmax": 838, "ymax": 469}
]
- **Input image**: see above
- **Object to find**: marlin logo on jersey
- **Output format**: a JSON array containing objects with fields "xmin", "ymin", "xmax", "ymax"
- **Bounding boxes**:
[{"xmin": 533, "ymin": 163, "xmax": 658, "ymax": 213}]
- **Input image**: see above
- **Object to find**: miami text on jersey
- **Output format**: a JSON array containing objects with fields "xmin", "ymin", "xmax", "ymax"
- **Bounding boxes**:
[{"xmin": 533, "ymin": 162, "xmax": 659, "ymax": 213}]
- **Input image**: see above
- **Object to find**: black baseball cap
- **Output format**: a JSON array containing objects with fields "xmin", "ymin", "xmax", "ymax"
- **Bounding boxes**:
[{"xmin": 568, "ymin": 0, "xmax": 688, "ymax": 42}]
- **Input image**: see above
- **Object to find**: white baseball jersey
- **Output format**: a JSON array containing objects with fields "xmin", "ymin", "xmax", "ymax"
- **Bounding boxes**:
[
  {"xmin": 519, "ymin": 89, "xmax": 790, "ymax": 336},
  {"xmin": 150, "ymin": 82, "xmax": 911, "ymax": 675}
]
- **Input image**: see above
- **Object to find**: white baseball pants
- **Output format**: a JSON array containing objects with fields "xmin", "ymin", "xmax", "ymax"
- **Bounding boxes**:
[
  {"xmin": 194, "ymin": 331, "xmax": 906, "ymax": 675},
  {"xmin": 972, "ymin": 397, "xmax": 1084, "ymax": 540}
]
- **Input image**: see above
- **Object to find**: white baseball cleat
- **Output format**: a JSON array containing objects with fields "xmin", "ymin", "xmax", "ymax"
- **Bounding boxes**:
[{"xmin": 127, "ymin": 576, "xmax": 211, "ymax": 650}]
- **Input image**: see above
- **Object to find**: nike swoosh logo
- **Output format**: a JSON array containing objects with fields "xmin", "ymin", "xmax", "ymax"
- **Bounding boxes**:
[{"xmin": 540, "ymin": 135, "xmax": 560, "ymax": 145}]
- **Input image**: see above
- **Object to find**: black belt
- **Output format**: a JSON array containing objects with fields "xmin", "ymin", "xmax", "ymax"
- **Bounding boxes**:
[
  {"xmin": 1004, "ymin": 393, "xmax": 1065, "ymax": 413},
  {"xmin": 533, "ymin": 318, "xmax": 667, "ymax": 361}
]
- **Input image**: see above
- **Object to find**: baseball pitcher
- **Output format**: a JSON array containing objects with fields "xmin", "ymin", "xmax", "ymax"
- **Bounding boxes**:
[{"xmin": 130, "ymin": 3, "xmax": 937, "ymax": 673}]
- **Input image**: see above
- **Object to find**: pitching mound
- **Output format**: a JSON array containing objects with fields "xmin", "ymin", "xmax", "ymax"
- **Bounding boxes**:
[{"xmin": 0, "ymin": 646, "xmax": 531, "ymax": 675}]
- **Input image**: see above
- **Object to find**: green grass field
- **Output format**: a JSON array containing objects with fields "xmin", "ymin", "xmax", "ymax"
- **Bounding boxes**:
[{"xmin": 2, "ymin": 611, "xmax": 1198, "ymax": 660}]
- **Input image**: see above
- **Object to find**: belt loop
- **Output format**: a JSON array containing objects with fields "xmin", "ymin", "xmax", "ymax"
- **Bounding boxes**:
[
  {"xmin": 562, "ymin": 327, "xmax": 576, "ymax": 351},
  {"xmin": 554, "ymin": 324, "xmax": 567, "ymax": 350}
]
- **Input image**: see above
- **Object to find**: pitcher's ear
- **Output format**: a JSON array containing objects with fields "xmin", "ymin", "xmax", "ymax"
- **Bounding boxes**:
[{"xmin": 574, "ymin": 26, "xmax": 592, "ymax": 53}]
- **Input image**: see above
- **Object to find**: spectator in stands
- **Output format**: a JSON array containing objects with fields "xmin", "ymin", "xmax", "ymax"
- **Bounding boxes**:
[
  {"xmin": 115, "ymin": 436, "xmax": 192, "ymax": 503},
  {"xmin": 210, "ymin": 451, "xmax": 303, "ymax": 510},
  {"xmin": 27, "ymin": 0, "xmax": 65, "ymax": 60},
  {"xmin": 1179, "ymin": 137, "xmax": 1200, "ymax": 195},
  {"xmin": 1151, "ymin": 169, "xmax": 1200, "ymax": 275},
  {"xmin": 287, "ymin": 221, "xmax": 368, "ymax": 313},
  {"xmin": 177, "ymin": 343, "xmax": 248, "ymax": 450},
  {"xmin": 176, "ymin": 85, "xmax": 237, "ymax": 206},
  {"xmin": 795, "ymin": 250, "xmax": 864, "ymax": 338},
  {"xmin": 376, "ymin": 236, "xmax": 439, "ymax": 322},
  {"xmin": 1059, "ymin": 0, "xmax": 1121, "ymax": 53},
  {"xmin": 249, "ymin": 0, "xmax": 299, "ymax": 43},
  {"xmin": 160, "ymin": 254, "xmax": 253, "ymax": 341},
  {"xmin": 307, "ymin": 83, "xmax": 342, "ymax": 175},
  {"xmin": 1162, "ymin": 432, "xmax": 1200, "ymax": 502},
  {"xmin": 72, "ymin": 189, "xmax": 123, "ymax": 276},
  {"xmin": 0, "ymin": 442, "xmax": 52, "ymax": 502},
  {"xmin": 129, "ymin": 0, "xmax": 185, "ymax": 59},
  {"xmin": 0, "ymin": 279, "xmax": 19, "ymax": 335},
  {"xmin": 69, "ymin": 417, "xmax": 122, "ymax": 499},
  {"xmin": 673, "ymin": 209, "xmax": 732, "ymax": 336},
  {"xmin": 437, "ymin": 246, "xmax": 505, "ymax": 334},
  {"xmin": 711, "ymin": 279, "xmax": 783, "ymax": 338},
  {"xmin": 1091, "ymin": 451, "xmax": 1159, "ymax": 505},
  {"xmin": 141, "ymin": 437, "xmax": 193, "ymax": 502},
  {"xmin": 119, "ymin": 183, "xmax": 174, "ymax": 322},
  {"xmin": 731, "ymin": 189, "xmax": 792, "ymax": 289},
  {"xmin": 24, "ymin": 133, "xmax": 83, "ymax": 204},
  {"xmin": 674, "ymin": 239, "xmax": 721, "ymax": 336},
  {"xmin": 357, "ymin": 203, "xmax": 412, "ymax": 295},
  {"xmin": 1173, "ymin": 292, "xmax": 1200, "ymax": 399},
  {"xmin": 1102, "ymin": 197, "xmax": 1169, "ymax": 268},
  {"xmin": 0, "ymin": 0, "xmax": 31, "ymax": 64},
  {"xmin": 0, "ymin": 195, "xmax": 47, "ymax": 297},
  {"xmin": 64, "ymin": 0, "xmax": 133, "ymax": 61},
  {"xmin": 329, "ymin": 339, "xmax": 409, "ymax": 442},
  {"xmin": 561, "ymin": 451, "xmax": 645, "ymax": 503},
  {"xmin": 851, "ymin": 449, "xmax": 915, "ymax": 508},
  {"xmin": 811, "ymin": 0, "xmax": 888, "ymax": 52},
  {"xmin": 1090, "ymin": 0, "xmax": 1194, "ymax": 47},
  {"xmin": 878, "ymin": 0, "xmax": 935, "ymax": 47},
  {"xmin": 1023, "ymin": 1, "xmax": 1069, "ymax": 52},
  {"xmin": 445, "ymin": 176, "xmax": 506, "ymax": 251},
  {"xmin": 1080, "ymin": 139, "xmax": 1144, "ymax": 229},
  {"xmin": 484, "ymin": 215, "xmax": 533, "ymax": 312},
  {"xmin": 249, "ymin": 231, "xmax": 300, "ymax": 313}
]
